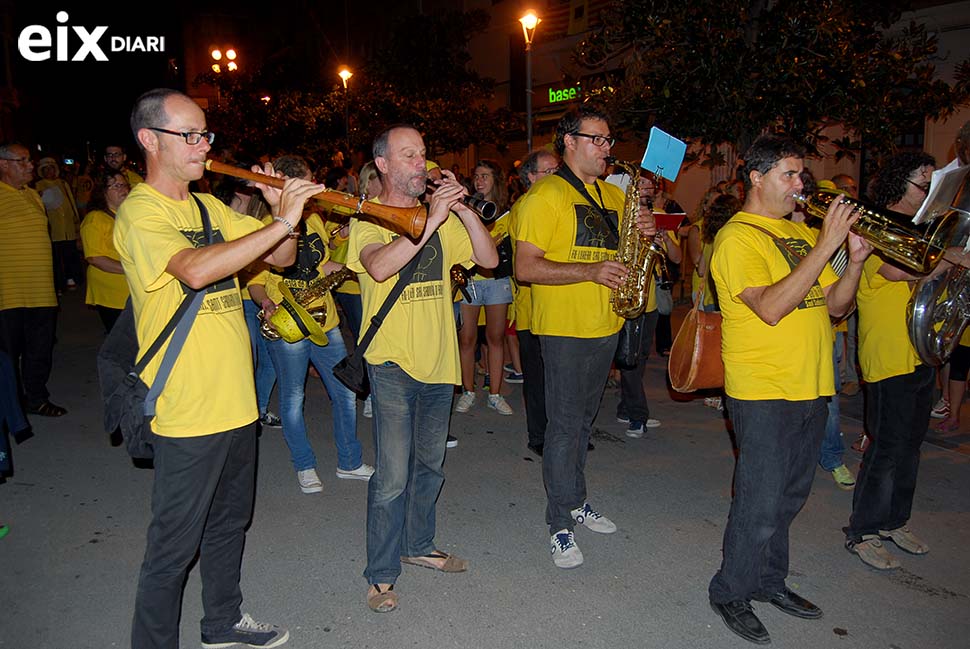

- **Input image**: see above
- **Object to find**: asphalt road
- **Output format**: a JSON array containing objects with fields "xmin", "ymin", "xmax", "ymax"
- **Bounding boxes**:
[{"xmin": 2, "ymin": 289, "xmax": 968, "ymax": 649}]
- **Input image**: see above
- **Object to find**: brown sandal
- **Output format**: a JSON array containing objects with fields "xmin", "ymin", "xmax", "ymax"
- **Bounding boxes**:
[
  {"xmin": 367, "ymin": 584, "xmax": 398, "ymax": 613},
  {"xmin": 400, "ymin": 550, "xmax": 468, "ymax": 573}
]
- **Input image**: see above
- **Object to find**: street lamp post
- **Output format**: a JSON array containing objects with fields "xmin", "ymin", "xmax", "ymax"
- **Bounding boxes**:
[
  {"xmin": 338, "ymin": 67, "xmax": 353, "ymax": 153},
  {"xmin": 519, "ymin": 11, "xmax": 540, "ymax": 153}
]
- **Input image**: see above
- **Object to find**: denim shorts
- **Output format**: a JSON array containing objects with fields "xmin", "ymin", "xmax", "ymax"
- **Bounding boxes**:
[{"xmin": 462, "ymin": 277, "xmax": 512, "ymax": 306}]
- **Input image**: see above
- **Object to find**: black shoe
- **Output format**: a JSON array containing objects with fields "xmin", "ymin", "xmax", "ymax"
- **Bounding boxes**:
[
  {"xmin": 527, "ymin": 443, "xmax": 543, "ymax": 456},
  {"xmin": 587, "ymin": 441, "xmax": 595, "ymax": 451},
  {"xmin": 710, "ymin": 600, "xmax": 770, "ymax": 645},
  {"xmin": 755, "ymin": 589, "xmax": 822, "ymax": 619}
]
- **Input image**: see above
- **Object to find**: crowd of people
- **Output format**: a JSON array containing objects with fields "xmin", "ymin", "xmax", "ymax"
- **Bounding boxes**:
[{"xmin": 1, "ymin": 90, "xmax": 968, "ymax": 649}]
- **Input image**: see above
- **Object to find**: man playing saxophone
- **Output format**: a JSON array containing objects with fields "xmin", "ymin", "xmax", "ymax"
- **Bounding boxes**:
[
  {"xmin": 707, "ymin": 135, "xmax": 871, "ymax": 645},
  {"xmin": 514, "ymin": 105, "xmax": 656, "ymax": 569}
]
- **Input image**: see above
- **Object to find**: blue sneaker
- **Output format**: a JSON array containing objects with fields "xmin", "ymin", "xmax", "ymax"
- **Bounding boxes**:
[
  {"xmin": 505, "ymin": 371, "xmax": 524, "ymax": 384},
  {"xmin": 201, "ymin": 613, "xmax": 289, "ymax": 648}
]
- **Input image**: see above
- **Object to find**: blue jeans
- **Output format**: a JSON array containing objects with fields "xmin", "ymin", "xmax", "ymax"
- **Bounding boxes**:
[
  {"xmin": 363, "ymin": 361, "xmax": 452, "ymax": 585},
  {"xmin": 243, "ymin": 300, "xmax": 278, "ymax": 415},
  {"xmin": 845, "ymin": 365, "xmax": 934, "ymax": 541},
  {"xmin": 819, "ymin": 331, "xmax": 845, "ymax": 471},
  {"xmin": 335, "ymin": 292, "xmax": 363, "ymax": 342},
  {"xmin": 709, "ymin": 397, "xmax": 826, "ymax": 604},
  {"xmin": 265, "ymin": 328, "xmax": 361, "ymax": 472},
  {"xmin": 540, "ymin": 334, "xmax": 617, "ymax": 534}
]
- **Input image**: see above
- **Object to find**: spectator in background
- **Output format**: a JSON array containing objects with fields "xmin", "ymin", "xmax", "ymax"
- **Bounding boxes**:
[
  {"xmin": 0, "ymin": 143, "xmax": 66, "ymax": 418},
  {"xmin": 79, "ymin": 171, "xmax": 131, "ymax": 333},
  {"xmin": 103, "ymin": 144, "xmax": 143, "ymax": 187},
  {"xmin": 36, "ymin": 157, "xmax": 83, "ymax": 292}
]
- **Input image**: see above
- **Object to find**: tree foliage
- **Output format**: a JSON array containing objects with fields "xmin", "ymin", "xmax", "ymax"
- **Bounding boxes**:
[
  {"xmin": 196, "ymin": 9, "xmax": 518, "ymax": 166},
  {"xmin": 575, "ymin": 0, "xmax": 970, "ymax": 166}
]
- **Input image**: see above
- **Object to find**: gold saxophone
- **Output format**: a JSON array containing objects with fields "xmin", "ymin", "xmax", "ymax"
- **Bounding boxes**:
[
  {"xmin": 258, "ymin": 267, "xmax": 354, "ymax": 341},
  {"xmin": 609, "ymin": 158, "xmax": 667, "ymax": 319}
]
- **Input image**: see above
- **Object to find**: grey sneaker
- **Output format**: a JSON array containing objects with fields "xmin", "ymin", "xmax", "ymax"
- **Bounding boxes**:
[
  {"xmin": 455, "ymin": 391, "xmax": 476, "ymax": 413},
  {"xmin": 201, "ymin": 613, "xmax": 289, "ymax": 648},
  {"xmin": 362, "ymin": 396, "xmax": 373, "ymax": 419},
  {"xmin": 550, "ymin": 529, "xmax": 583, "ymax": 569},
  {"xmin": 487, "ymin": 393, "xmax": 513, "ymax": 415},
  {"xmin": 846, "ymin": 535, "xmax": 901, "ymax": 570},
  {"xmin": 336, "ymin": 463, "xmax": 375, "ymax": 481},
  {"xmin": 570, "ymin": 502, "xmax": 617, "ymax": 534},
  {"xmin": 297, "ymin": 468, "xmax": 322, "ymax": 494}
]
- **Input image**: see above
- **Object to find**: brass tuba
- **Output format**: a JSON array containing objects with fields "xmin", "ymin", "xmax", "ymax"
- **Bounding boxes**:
[
  {"xmin": 906, "ymin": 176, "xmax": 970, "ymax": 366},
  {"xmin": 609, "ymin": 159, "xmax": 667, "ymax": 319},
  {"xmin": 258, "ymin": 268, "xmax": 354, "ymax": 342}
]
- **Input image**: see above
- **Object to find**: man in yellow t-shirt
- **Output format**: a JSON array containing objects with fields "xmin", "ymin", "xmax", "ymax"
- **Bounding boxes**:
[
  {"xmin": 514, "ymin": 106, "xmax": 656, "ymax": 569},
  {"xmin": 844, "ymin": 152, "xmax": 942, "ymax": 572},
  {"xmin": 0, "ymin": 143, "xmax": 65, "ymax": 417},
  {"xmin": 117, "ymin": 88, "xmax": 323, "ymax": 649},
  {"xmin": 708, "ymin": 135, "xmax": 870, "ymax": 645},
  {"xmin": 346, "ymin": 125, "xmax": 497, "ymax": 613},
  {"xmin": 507, "ymin": 149, "xmax": 560, "ymax": 456},
  {"xmin": 103, "ymin": 144, "xmax": 144, "ymax": 187},
  {"xmin": 36, "ymin": 157, "xmax": 82, "ymax": 291}
]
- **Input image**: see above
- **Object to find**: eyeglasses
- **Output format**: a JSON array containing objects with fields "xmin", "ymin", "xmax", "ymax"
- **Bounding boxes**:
[
  {"xmin": 0, "ymin": 156, "xmax": 30, "ymax": 163},
  {"xmin": 104, "ymin": 152, "xmax": 124, "ymax": 159},
  {"xmin": 148, "ymin": 127, "xmax": 216, "ymax": 145},
  {"xmin": 106, "ymin": 182, "xmax": 130, "ymax": 191},
  {"xmin": 907, "ymin": 179, "xmax": 930, "ymax": 194},
  {"xmin": 570, "ymin": 132, "xmax": 615, "ymax": 148},
  {"xmin": 536, "ymin": 166, "xmax": 559, "ymax": 176}
]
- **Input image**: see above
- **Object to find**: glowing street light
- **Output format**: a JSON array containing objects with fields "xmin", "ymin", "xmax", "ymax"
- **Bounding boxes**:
[
  {"xmin": 338, "ymin": 67, "xmax": 353, "ymax": 150},
  {"xmin": 211, "ymin": 46, "xmax": 239, "ymax": 73},
  {"xmin": 519, "ymin": 11, "xmax": 541, "ymax": 152}
]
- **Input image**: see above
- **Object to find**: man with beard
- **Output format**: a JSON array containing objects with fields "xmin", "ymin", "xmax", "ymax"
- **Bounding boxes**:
[{"xmin": 346, "ymin": 125, "xmax": 497, "ymax": 613}]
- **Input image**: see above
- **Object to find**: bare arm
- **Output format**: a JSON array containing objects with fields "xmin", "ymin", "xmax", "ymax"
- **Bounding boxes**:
[
  {"xmin": 687, "ymin": 225, "xmax": 703, "ymax": 269},
  {"xmin": 662, "ymin": 230, "xmax": 683, "ymax": 265},
  {"xmin": 514, "ymin": 240, "xmax": 629, "ymax": 289},
  {"xmin": 86, "ymin": 256, "xmax": 124, "ymax": 274},
  {"xmin": 166, "ymin": 178, "xmax": 323, "ymax": 290}
]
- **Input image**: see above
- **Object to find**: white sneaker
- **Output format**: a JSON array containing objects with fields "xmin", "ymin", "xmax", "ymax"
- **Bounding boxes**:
[
  {"xmin": 363, "ymin": 395, "xmax": 373, "ymax": 419},
  {"xmin": 297, "ymin": 468, "xmax": 323, "ymax": 494},
  {"xmin": 550, "ymin": 529, "xmax": 584, "ymax": 568},
  {"xmin": 570, "ymin": 502, "xmax": 617, "ymax": 534},
  {"xmin": 446, "ymin": 434, "xmax": 458, "ymax": 448},
  {"xmin": 930, "ymin": 397, "xmax": 950, "ymax": 419},
  {"xmin": 336, "ymin": 463, "xmax": 375, "ymax": 481},
  {"xmin": 455, "ymin": 390, "xmax": 476, "ymax": 413},
  {"xmin": 487, "ymin": 393, "xmax": 513, "ymax": 415}
]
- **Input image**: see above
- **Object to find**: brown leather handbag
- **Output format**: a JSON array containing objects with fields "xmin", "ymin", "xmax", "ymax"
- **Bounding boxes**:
[{"xmin": 668, "ymin": 290, "xmax": 723, "ymax": 393}]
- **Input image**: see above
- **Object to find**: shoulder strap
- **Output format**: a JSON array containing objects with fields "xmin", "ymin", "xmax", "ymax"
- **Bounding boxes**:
[
  {"xmin": 555, "ymin": 165, "xmax": 620, "ymax": 239},
  {"xmin": 137, "ymin": 194, "xmax": 214, "ymax": 416},
  {"xmin": 737, "ymin": 220, "xmax": 806, "ymax": 259},
  {"xmin": 353, "ymin": 236, "xmax": 432, "ymax": 357}
]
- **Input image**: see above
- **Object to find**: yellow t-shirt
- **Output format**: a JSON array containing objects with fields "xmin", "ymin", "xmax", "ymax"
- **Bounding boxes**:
[
  {"xmin": 712, "ymin": 212, "xmax": 838, "ymax": 400},
  {"xmin": 80, "ymin": 209, "xmax": 129, "ymax": 309},
  {"xmin": 36, "ymin": 178, "xmax": 80, "ymax": 241},
  {"xmin": 507, "ymin": 198, "xmax": 532, "ymax": 330},
  {"xmin": 856, "ymin": 254, "xmax": 920, "ymax": 383},
  {"xmin": 114, "ymin": 183, "xmax": 261, "ymax": 437},
  {"xmin": 323, "ymin": 216, "xmax": 361, "ymax": 295},
  {"xmin": 122, "ymin": 168, "xmax": 144, "ymax": 187},
  {"xmin": 257, "ymin": 213, "xmax": 341, "ymax": 335},
  {"xmin": 346, "ymin": 209, "xmax": 472, "ymax": 384},
  {"xmin": 0, "ymin": 182, "xmax": 57, "ymax": 309},
  {"xmin": 514, "ymin": 174, "xmax": 625, "ymax": 338}
]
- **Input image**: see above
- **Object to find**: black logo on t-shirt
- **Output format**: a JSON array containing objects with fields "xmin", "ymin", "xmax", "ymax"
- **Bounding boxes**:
[
  {"xmin": 393, "ymin": 231, "xmax": 445, "ymax": 303},
  {"xmin": 179, "ymin": 227, "xmax": 238, "ymax": 305},
  {"xmin": 771, "ymin": 237, "xmax": 826, "ymax": 309},
  {"xmin": 574, "ymin": 203, "xmax": 619, "ymax": 250},
  {"xmin": 277, "ymin": 230, "xmax": 326, "ymax": 287}
]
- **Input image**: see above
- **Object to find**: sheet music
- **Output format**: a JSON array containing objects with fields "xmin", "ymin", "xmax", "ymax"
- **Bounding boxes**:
[
  {"xmin": 640, "ymin": 127, "xmax": 687, "ymax": 182},
  {"xmin": 912, "ymin": 158, "xmax": 970, "ymax": 224}
]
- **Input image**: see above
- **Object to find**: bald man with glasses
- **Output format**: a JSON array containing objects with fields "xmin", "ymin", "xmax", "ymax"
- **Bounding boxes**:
[{"xmin": 0, "ymin": 142, "xmax": 66, "ymax": 418}]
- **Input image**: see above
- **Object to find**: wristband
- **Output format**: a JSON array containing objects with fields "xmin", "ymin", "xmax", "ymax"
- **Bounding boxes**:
[{"xmin": 273, "ymin": 216, "xmax": 296, "ymax": 237}]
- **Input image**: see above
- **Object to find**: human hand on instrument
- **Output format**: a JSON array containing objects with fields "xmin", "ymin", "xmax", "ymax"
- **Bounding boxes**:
[
  {"xmin": 588, "ymin": 260, "xmax": 629, "ymax": 289},
  {"xmin": 847, "ymin": 232, "xmax": 874, "ymax": 264},
  {"xmin": 250, "ymin": 162, "xmax": 285, "ymax": 211},
  {"xmin": 427, "ymin": 171, "xmax": 466, "ymax": 230},
  {"xmin": 635, "ymin": 206, "xmax": 657, "ymax": 237},
  {"xmin": 817, "ymin": 195, "xmax": 858, "ymax": 254},
  {"xmin": 260, "ymin": 298, "xmax": 278, "ymax": 316},
  {"xmin": 275, "ymin": 178, "xmax": 327, "ymax": 232}
]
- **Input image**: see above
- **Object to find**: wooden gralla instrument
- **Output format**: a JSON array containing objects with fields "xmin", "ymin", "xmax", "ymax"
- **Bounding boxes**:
[{"xmin": 204, "ymin": 159, "xmax": 427, "ymax": 239}]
